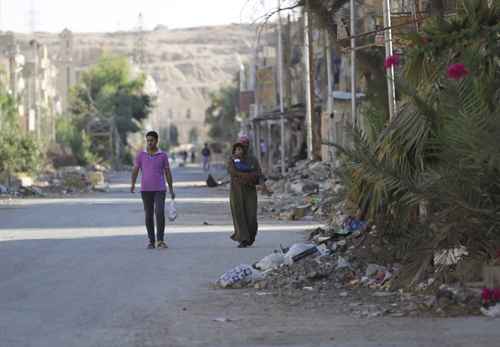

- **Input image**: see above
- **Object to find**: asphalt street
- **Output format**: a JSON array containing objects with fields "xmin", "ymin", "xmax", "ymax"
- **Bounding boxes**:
[{"xmin": 1, "ymin": 165, "xmax": 499, "ymax": 347}]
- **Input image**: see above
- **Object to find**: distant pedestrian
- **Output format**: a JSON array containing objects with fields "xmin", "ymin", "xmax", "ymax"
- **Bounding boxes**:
[
  {"xmin": 190, "ymin": 150, "xmax": 196, "ymax": 163},
  {"xmin": 181, "ymin": 150, "xmax": 188, "ymax": 165},
  {"xmin": 260, "ymin": 139, "xmax": 268, "ymax": 161},
  {"xmin": 131, "ymin": 131, "xmax": 175, "ymax": 249},
  {"xmin": 201, "ymin": 143, "xmax": 211, "ymax": 171},
  {"xmin": 227, "ymin": 136, "xmax": 269, "ymax": 248}
]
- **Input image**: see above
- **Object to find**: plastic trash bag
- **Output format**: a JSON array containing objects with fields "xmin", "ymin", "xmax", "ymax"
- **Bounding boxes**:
[
  {"xmin": 168, "ymin": 199, "xmax": 177, "ymax": 221},
  {"xmin": 284, "ymin": 243, "xmax": 319, "ymax": 264},
  {"xmin": 481, "ymin": 303, "xmax": 500, "ymax": 318},
  {"xmin": 255, "ymin": 251, "xmax": 285, "ymax": 271},
  {"xmin": 336, "ymin": 256, "xmax": 352, "ymax": 269},
  {"xmin": 339, "ymin": 216, "xmax": 368, "ymax": 235},
  {"xmin": 317, "ymin": 244, "xmax": 334, "ymax": 256},
  {"xmin": 216, "ymin": 264, "xmax": 264, "ymax": 288}
]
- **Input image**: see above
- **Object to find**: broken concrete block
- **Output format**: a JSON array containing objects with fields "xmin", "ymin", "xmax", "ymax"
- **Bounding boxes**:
[
  {"xmin": 302, "ymin": 182, "xmax": 319, "ymax": 193},
  {"xmin": 88, "ymin": 171, "xmax": 105, "ymax": 186},
  {"xmin": 366, "ymin": 264, "xmax": 386, "ymax": 277},
  {"xmin": 15, "ymin": 173, "xmax": 34, "ymax": 187},
  {"xmin": 483, "ymin": 265, "xmax": 500, "ymax": 288},
  {"xmin": 291, "ymin": 205, "xmax": 311, "ymax": 220}
]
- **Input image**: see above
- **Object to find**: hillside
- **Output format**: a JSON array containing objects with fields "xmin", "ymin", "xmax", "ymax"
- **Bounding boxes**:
[{"xmin": 30, "ymin": 24, "xmax": 258, "ymax": 143}]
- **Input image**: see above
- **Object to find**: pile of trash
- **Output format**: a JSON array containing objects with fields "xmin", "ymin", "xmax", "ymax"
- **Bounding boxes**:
[
  {"xmin": 215, "ymin": 242, "xmax": 332, "ymax": 290},
  {"xmin": 215, "ymin": 213, "xmax": 500, "ymax": 318},
  {"xmin": 0, "ymin": 164, "xmax": 110, "ymax": 198},
  {"xmin": 263, "ymin": 160, "xmax": 342, "ymax": 221}
]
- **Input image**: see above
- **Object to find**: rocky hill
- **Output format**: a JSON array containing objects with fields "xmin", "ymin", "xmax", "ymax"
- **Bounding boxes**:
[{"xmin": 31, "ymin": 24, "xmax": 258, "ymax": 143}]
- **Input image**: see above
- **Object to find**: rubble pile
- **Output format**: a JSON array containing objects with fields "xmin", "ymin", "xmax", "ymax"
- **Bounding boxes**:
[
  {"xmin": 214, "ymin": 160, "xmax": 500, "ymax": 317},
  {"xmin": 215, "ymin": 215, "xmax": 498, "ymax": 318},
  {"xmin": 0, "ymin": 164, "xmax": 110, "ymax": 198},
  {"xmin": 264, "ymin": 160, "xmax": 342, "ymax": 221},
  {"xmin": 254, "ymin": 256, "xmax": 336, "ymax": 291}
]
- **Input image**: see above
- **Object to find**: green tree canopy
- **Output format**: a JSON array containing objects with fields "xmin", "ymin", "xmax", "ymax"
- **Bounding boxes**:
[
  {"xmin": 204, "ymin": 85, "xmax": 239, "ymax": 143},
  {"xmin": 69, "ymin": 56, "xmax": 154, "ymax": 162},
  {"xmin": 0, "ymin": 77, "xmax": 41, "ymax": 178}
]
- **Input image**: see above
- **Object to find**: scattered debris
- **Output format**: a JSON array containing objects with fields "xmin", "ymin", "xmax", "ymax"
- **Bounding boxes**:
[
  {"xmin": 213, "ymin": 160, "xmax": 498, "ymax": 319},
  {"xmin": 263, "ymin": 160, "xmax": 340, "ymax": 221},
  {"xmin": 481, "ymin": 304, "xmax": 500, "ymax": 318},
  {"xmin": 215, "ymin": 264, "xmax": 264, "ymax": 289},
  {"xmin": 254, "ymin": 251, "xmax": 285, "ymax": 271},
  {"xmin": 206, "ymin": 174, "xmax": 218, "ymax": 187},
  {"xmin": 213, "ymin": 317, "xmax": 232, "ymax": 323},
  {"xmin": 283, "ymin": 243, "xmax": 319, "ymax": 264},
  {"xmin": 1, "ymin": 165, "xmax": 111, "ymax": 198}
]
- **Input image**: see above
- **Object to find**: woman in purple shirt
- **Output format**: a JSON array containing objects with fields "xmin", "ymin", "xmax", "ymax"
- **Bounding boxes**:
[{"xmin": 131, "ymin": 131, "xmax": 175, "ymax": 249}]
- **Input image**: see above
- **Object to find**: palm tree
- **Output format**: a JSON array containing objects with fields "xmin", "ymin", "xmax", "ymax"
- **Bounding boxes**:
[{"xmin": 334, "ymin": 0, "xmax": 500, "ymax": 287}]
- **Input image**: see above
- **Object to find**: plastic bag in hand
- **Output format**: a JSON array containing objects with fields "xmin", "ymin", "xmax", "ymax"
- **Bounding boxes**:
[{"xmin": 168, "ymin": 199, "xmax": 177, "ymax": 221}]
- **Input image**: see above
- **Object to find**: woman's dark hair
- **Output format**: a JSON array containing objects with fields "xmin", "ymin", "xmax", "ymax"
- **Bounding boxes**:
[{"xmin": 146, "ymin": 131, "xmax": 159, "ymax": 140}]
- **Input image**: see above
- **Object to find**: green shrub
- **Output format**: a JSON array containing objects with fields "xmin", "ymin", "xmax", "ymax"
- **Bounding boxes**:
[{"xmin": 55, "ymin": 117, "xmax": 98, "ymax": 166}]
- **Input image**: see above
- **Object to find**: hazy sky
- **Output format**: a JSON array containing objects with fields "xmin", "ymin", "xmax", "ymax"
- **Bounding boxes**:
[{"xmin": 0, "ymin": 0, "xmax": 280, "ymax": 33}]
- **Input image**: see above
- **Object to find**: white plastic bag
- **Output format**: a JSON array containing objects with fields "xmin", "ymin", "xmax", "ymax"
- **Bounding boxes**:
[
  {"xmin": 255, "ymin": 251, "xmax": 285, "ymax": 271},
  {"xmin": 481, "ymin": 303, "xmax": 500, "ymax": 318},
  {"xmin": 168, "ymin": 199, "xmax": 177, "ymax": 221},
  {"xmin": 284, "ymin": 243, "xmax": 319, "ymax": 264},
  {"xmin": 216, "ymin": 264, "xmax": 264, "ymax": 288}
]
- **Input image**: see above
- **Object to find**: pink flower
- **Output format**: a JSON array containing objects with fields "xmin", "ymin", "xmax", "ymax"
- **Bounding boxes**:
[
  {"xmin": 482, "ymin": 288, "xmax": 492, "ymax": 303},
  {"xmin": 493, "ymin": 288, "xmax": 500, "ymax": 303},
  {"xmin": 447, "ymin": 64, "xmax": 470, "ymax": 80},
  {"xmin": 384, "ymin": 54, "xmax": 400, "ymax": 69}
]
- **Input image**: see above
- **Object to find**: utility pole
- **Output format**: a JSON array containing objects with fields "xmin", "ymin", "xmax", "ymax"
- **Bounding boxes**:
[
  {"xmin": 304, "ymin": 0, "xmax": 314, "ymax": 160},
  {"xmin": 277, "ymin": 0, "xmax": 286, "ymax": 176},
  {"xmin": 383, "ymin": 0, "xmax": 397, "ymax": 120},
  {"xmin": 28, "ymin": 0, "xmax": 37, "ymax": 34},
  {"xmin": 133, "ymin": 13, "xmax": 145, "ymax": 68},
  {"xmin": 350, "ymin": 0, "xmax": 357, "ymax": 127},
  {"xmin": 252, "ymin": 32, "xmax": 260, "ymax": 162},
  {"xmin": 325, "ymin": 32, "xmax": 335, "ymax": 161}
]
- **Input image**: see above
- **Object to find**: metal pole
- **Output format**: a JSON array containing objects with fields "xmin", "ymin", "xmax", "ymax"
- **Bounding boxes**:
[
  {"xmin": 253, "ymin": 31, "xmax": 260, "ymax": 133},
  {"xmin": 384, "ymin": 0, "xmax": 397, "ymax": 120},
  {"xmin": 325, "ymin": 32, "xmax": 335, "ymax": 161},
  {"xmin": 255, "ymin": 122, "xmax": 261, "ymax": 164},
  {"xmin": 350, "ymin": 0, "xmax": 357, "ymax": 128},
  {"xmin": 277, "ymin": 0, "xmax": 286, "ymax": 175},
  {"xmin": 304, "ymin": 1, "xmax": 314, "ymax": 160},
  {"xmin": 267, "ymin": 122, "xmax": 272, "ymax": 171}
]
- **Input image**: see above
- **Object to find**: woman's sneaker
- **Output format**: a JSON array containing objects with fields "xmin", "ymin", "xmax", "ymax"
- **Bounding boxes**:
[
  {"xmin": 157, "ymin": 241, "xmax": 168, "ymax": 249},
  {"xmin": 147, "ymin": 242, "xmax": 155, "ymax": 249}
]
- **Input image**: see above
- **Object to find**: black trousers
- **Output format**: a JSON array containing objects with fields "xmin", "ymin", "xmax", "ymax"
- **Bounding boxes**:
[{"xmin": 141, "ymin": 191, "xmax": 166, "ymax": 243}]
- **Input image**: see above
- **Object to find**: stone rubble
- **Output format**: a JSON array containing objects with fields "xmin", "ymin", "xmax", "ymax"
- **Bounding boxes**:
[
  {"xmin": 263, "ymin": 160, "xmax": 342, "ymax": 221},
  {"xmin": 0, "ymin": 164, "xmax": 110, "ymax": 198},
  {"xmin": 187, "ymin": 158, "xmax": 498, "ymax": 318},
  {"xmin": 216, "ymin": 224, "xmax": 484, "ymax": 318},
  {"xmin": 213, "ymin": 159, "xmax": 491, "ymax": 318}
]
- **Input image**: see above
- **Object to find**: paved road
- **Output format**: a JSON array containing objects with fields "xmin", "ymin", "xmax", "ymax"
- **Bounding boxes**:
[{"xmin": 1, "ymin": 166, "xmax": 499, "ymax": 347}]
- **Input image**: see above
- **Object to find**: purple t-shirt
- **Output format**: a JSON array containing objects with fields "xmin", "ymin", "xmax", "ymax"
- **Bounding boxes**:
[{"xmin": 135, "ymin": 150, "xmax": 169, "ymax": 192}]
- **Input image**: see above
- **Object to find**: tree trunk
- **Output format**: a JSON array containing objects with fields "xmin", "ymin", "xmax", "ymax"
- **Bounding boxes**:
[{"xmin": 430, "ymin": 0, "xmax": 446, "ymax": 17}]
